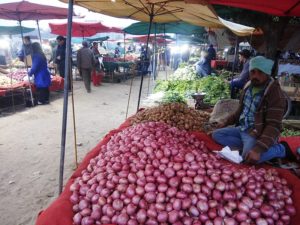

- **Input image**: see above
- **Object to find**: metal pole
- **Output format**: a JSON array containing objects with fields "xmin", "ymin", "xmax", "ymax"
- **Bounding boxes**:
[
  {"xmin": 70, "ymin": 68, "xmax": 78, "ymax": 167},
  {"xmin": 125, "ymin": 72, "xmax": 135, "ymax": 119},
  {"xmin": 164, "ymin": 25, "xmax": 168, "ymax": 80},
  {"xmin": 19, "ymin": 20, "xmax": 35, "ymax": 107},
  {"xmin": 231, "ymin": 36, "xmax": 239, "ymax": 80},
  {"xmin": 36, "ymin": 20, "xmax": 42, "ymax": 44},
  {"xmin": 123, "ymin": 33, "xmax": 126, "ymax": 62},
  {"xmin": 147, "ymin": 23, "xmax": 156, "ymax": 96},
  {"xmin": 136, "ymin": 8, "xmax": 154, "ymax": 111},
  {"xmin": 59, "ymin": 0, "xmax": 74, "ymax": 195}
]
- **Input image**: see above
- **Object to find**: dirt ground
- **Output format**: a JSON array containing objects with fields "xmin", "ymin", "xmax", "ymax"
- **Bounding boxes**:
[{"xmin": 0, "ymin": 75, "xmax": 157, "ymax": 225}]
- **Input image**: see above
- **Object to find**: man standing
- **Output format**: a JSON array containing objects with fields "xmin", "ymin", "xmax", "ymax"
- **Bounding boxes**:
[
  {"xmin": 17, "ymin": 36, "xmax": 32, "ymax": 65},
  {"xmin": 212, "ymin": 56, "xmax": 294, "ymax": 164},
  {"xmin": 230, "ymin": 49, "xmax": 251, "ymax": 98},
  {"xmin": 55, "ymin": 36, "xmax": 66, "ymax": 78},
  {"xmin": 207, "ymin": 44, "xmax": 216, "ymax": 61},
  {"xmin": 77, "ymin": 41, "xmax": 95, "ymax": 93},
  {"xmin": 91, "ymin": 42, "xmax": 100, "ymax": 72},
  {"xmin": 114, "ymin": 42, "xmax": 121, "ymax": 58}
]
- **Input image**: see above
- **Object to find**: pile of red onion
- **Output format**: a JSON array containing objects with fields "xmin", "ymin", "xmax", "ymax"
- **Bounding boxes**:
[{"xmin": 70, "ymin": 122, "xmax": 296, "ymax": 225}]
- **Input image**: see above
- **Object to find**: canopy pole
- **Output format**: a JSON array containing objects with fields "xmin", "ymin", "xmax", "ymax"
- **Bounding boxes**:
[
  {"xmin": 19, "ymin": 20, "xmax": 35, "ymax": 107},
  {"xmin": 136, "ymin": 8, "xmax": 154, "ymax": 112},
  {"xmin": 70, "ymin": 68, "xmax": 78, "ymax": 167},
  {"xmin": 36, "ymin": 20, "xmax": 42, "ymax": 44},
  {"xmin": 231, "ymin": 36, "xmax": 239, "ymax": 80},
  {"xmin": 59, "ymin": 0, "xmax": 74, "ymax": 195},
  {"xmin": 164, "ymin": 24, "xmax": 168, "ymax": 80},
  {"xmin": 125, "ymin": 71, "xmax": 135, "ymax": 119},
  {"xmin": 147, "ymin": 23, "xmax": 156, "ymax": 96},
  {"xmin": 123, "ymin": 33, "xmax": 126, "ymax": 62},
  {"xmin": 8, "ymin": 35, "xmax": 15, "ymax": 113}
]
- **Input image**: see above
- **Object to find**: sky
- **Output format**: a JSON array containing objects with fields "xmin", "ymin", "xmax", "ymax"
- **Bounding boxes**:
[{"xmin": 0, "ymin": 0, "xmax": 137, "ymax": 31}]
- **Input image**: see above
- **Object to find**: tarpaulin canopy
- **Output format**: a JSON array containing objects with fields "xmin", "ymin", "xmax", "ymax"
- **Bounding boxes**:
[
  {"xmin": 129, "ymin": 35, "xmax": 173, "ymax": 44},
  {"xmin": 71, "ymin": 36, "xmax": 110, "ymax": 44},
  {"xmin": 87, "ymin": 36, "xmax": 110, "ymax": 42},
  {"xmin": 0, "ymin": 25, "xmax": 34, "ymax": 35},
  {"xmin": 0, "ymin": 0, "xmax": 69, "ymax": 20},
  {"xmin": 60, "ymin": 0, "xmax": 224, "ymax": 28},
  {"xmin": 218, "ymin": 17, "xmax": 263, "ymax": 37},
  {"xmin": 209, "ymin": 0, "xmax": 300, "ymax": 17},
  {"xmin": 123, "ymin": 21, "xmax": 206, "ymax": 35},
  {"xmin": 49, "ymin": 21, "xmax": 122, "ymax": 38},
  {"xmin": 59, "ymin": 0, "xmax": 260, "ymax": 113}
]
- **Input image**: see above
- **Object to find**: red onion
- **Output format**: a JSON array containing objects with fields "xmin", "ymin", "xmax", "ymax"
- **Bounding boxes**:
[
  {"xmin": 197, "ymin": 200, "xmax": 209, "ymax": 212},
  {"xmin": 164, "ymin": 167, "xmax": 175, "ymax": 178},
  {"xmin": 69, "ymin": 122, "xmax": 296, "ymax": 225},
  {"xmin": 168, "ymin": 210, "xmax": 179, "ymax": 223},
  {"xmin": 256, "ymin": 218, "xmax": 268, "ymax": 225},
  {"xmin": 260, "ymin": 204, "xmax": 274, "ymax": 217}
]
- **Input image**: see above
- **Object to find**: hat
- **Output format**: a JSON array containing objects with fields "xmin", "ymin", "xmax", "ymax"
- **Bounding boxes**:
[
  {"xmin": 82, "ymin": 41, "xmax": 88, "ymax": 47},
  {"xmin": 249, "ymin": 56, "xmax": 274, "ymax": 76},
  {"xmin": 56, "ymin": 35, "xmax": 65, "ymax": 41},
  {"xmin": 238, "ymin": 49, "xmax": 251, "ymax": 58}
]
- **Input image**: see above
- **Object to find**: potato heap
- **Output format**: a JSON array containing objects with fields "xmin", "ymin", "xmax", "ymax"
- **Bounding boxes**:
[{"xmin": 130, "ymin": 103, "xmax": 210, "ymax": 132}]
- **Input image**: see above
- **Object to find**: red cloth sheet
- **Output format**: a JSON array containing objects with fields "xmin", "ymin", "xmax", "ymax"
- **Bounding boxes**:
[
  {"xmin": 211, "ymin": 60, "xmax": 228, "ymax": 69},
  {"xmin": 0, "ymin": 89, "xmax": 6, "ymax": 96},
  {"xmin": 0, "ymin": 76, "xmax": 64, "ymax": 94},
  {"xmin": 35, "ymin": 122, "xmax": 300, "ymax": 225}
]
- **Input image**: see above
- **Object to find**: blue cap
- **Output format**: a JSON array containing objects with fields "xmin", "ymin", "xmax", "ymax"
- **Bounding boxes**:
[{"xmin": 249, "ymin": 56, "xmax": 274, "ymax": 76}]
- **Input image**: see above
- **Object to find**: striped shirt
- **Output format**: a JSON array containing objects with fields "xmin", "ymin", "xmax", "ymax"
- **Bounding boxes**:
[{"xmin": 239, "ymin": 86, "xmax": 263, "ymax": 131}]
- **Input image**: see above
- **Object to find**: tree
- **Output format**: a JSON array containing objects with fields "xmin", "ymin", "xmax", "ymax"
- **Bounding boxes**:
[{"xmin": 214, "ymin": 6, "xmax": 298, "ymax": 59}]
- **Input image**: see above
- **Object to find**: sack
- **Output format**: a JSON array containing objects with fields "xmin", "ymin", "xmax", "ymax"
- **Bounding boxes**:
[{"xmin": 209, "ymin": 99, "xmax": 239, "ymax": 123}]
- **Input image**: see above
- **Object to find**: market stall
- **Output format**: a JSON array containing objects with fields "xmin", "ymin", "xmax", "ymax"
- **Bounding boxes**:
[
  {"xmin": 35, "ymin": 107, "xmax": 300, "ymax": 225},
  {"xmin": 278, "ymin": 59, "xmax": 300, "ymax": 102},
  {"xmin": 0, "ymin": 65, "xmax": 64, "ymax": 111},
  {"xmin": 102, "ymin": 56, "xmax": 136, "ymax": 83}
]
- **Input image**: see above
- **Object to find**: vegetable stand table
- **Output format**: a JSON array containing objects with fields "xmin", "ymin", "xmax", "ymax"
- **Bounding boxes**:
[{"xmin": 103, "ymin": 61, "xmax": 135, "ymax": 82}]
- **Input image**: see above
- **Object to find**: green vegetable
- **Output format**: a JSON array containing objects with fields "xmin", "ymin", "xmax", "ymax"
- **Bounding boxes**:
[
  {"xmin": 154, "ymin": 65, "xmax": 230, "ymax": 105},
  {"xmin": 161, "ymin": 92, "xmax": 187, "ymax": 104},
  {"xmin": 281, "ymin": 128, "xmax": 300, "ymax": 137}
]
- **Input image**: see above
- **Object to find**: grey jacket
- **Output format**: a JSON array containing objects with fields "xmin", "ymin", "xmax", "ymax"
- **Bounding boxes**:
[{"xmin": 77, "ymin": 47, "xmax": 95, "ymax": 70}]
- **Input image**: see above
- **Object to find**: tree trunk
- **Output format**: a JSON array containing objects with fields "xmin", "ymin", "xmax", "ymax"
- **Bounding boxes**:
[{"xmin": 262, "ymin": 17, "xmax": 289, "ymax": 59}]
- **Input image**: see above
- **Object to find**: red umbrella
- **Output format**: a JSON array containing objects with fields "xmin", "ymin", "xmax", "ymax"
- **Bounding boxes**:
[
  {"xmin": 209, "ymin": 0, "xmax": 300, "ymax": 17},
  {"xmin": 0, "ymin": 1, "xmax": 69, "ymax": 106},
  {"xmin": 0, "ymin": 1, "xmax": 69, "ymax": 20},
  {"xmin": 49, "ymin": 21, "xmax": 123, "ymax": 38}
]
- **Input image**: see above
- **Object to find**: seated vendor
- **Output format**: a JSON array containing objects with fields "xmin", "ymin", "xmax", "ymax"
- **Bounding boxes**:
[
  {"xmin": 230, "ymin": 49, "xmax": 251, "ymax": 99},
  {"xmin": 195, "ymin": 51, "xmax": 211, "ymax": 77},
  {"xmin": 212, "ymin": 56, "xmax": 295, "ymax": 164}
]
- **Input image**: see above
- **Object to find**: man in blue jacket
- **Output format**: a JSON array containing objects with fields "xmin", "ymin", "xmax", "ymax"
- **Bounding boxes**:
[{"xmin": 230, "ymin": 49, "xmax": 251, "ymax": 98}]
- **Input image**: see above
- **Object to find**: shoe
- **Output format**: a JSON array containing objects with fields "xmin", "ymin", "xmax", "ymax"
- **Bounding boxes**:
[{"xmin": 280, "ymin": 141, "xmax": 298, "ymax": 162}]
